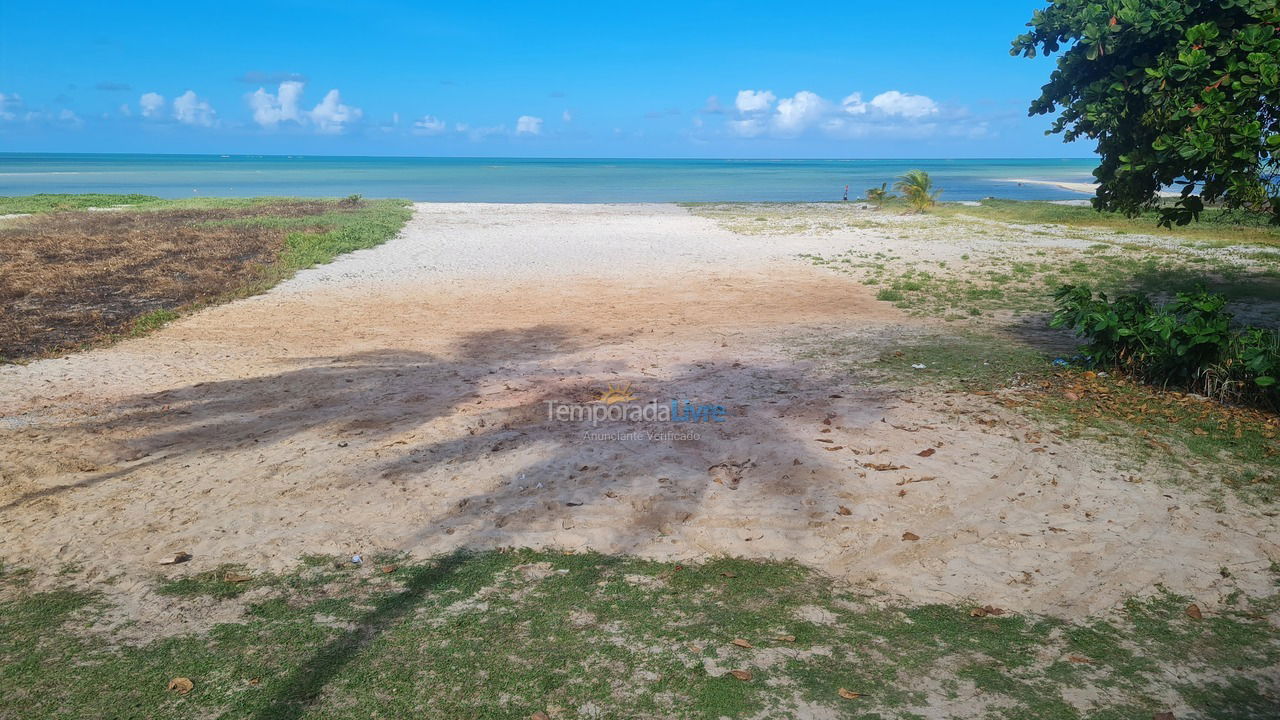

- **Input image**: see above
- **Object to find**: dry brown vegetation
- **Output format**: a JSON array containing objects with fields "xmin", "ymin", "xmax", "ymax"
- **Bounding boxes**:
[{"xmin": 0, "ymin": 201, "xmax": 357, "ymax": 359}]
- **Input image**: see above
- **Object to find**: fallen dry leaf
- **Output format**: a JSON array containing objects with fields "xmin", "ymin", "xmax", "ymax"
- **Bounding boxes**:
[
  {"xmin": 917, "ymin": 448, "xmax": 936, "ymax": 457},
  {"xmin": 380, "ymin": 565, "xmax": 398, "ymax": 574},
  {"xmin": 774, "ymin": 634, "xmax": 796, "ymax": 643},
  {"xmin": 732, "ymin": 638, "xmax": 753, "ymax": 649},
  {"xmin": 837, "ymin": 688, "xmax": 863, "ymax": 699},
  {"xmin": 720, "ymin": 571, "xmax": 737, "ymax": 578},
  {"xmin": 865, "ymin": 462, "xmax": 909, "ymax": 471},
  {"xmin": 902, "ymin": 531, "xmax": 920, "ymax": 542},
  {"xmin": 1067, "ymin": 655, "xmax": 1094, "ymax": 664},
  {"xmin": 1186, "ymin": 604, "xmax": 1203, "ymax": 620},
  {"xmin": 159, "ymin": 552, "xmax": 192, "ymax": 566},
  {"xmin": 837, "ymin": 506, "xmax": 852, "ymax": 516},
  {"xmin": 729, "ymin": 670, "xmax": 753, "ymax": 681},
  {"xmin": 1153, "ymin": 713, "xmax": 1175, "ymax": 720},
  {"xmin": 530, "ymin": 712, "xmax": 551, "ymax": 720},
  {"xmin": 223, "ymin": 572, "xmax": 253, "ymax": 583},
  {"xmin": 167, "ymin": 677, "xmax": 194, "ymax": 695}
]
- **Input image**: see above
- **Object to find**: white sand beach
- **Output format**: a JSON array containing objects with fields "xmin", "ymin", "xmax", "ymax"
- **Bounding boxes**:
[{"xmin": 2, "ymin": 203, "xmax": 1275, "ymax": 622}]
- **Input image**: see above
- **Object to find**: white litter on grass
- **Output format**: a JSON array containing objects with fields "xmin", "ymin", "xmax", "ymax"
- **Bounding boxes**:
[{"xmin": 911, "ymin": 363, "xmax": 927, "ymax": 369}]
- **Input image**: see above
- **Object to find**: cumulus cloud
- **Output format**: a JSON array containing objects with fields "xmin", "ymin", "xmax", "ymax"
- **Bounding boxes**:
[
  {"xmin": 725, "ymin": 87, "xmax": 946, "ymax": 139},
  {"xmin": 868, "ymin": 90, "xmax": 938, "ymax": 119},
  {"xmin": 248, "ymin": 80, "xmax": 304, "ymax": 128},
  {"xmin": 139, "ymin": 92, "xmax": 165, "ymax": 118},
  {"xmin": 173, "ymin": 90, "xmax": 216, "ymax": 126},
  {"xmin": 309, "ymin": 89, "xmax": 362, "ymax": 134},
  {"xmin": 734, "ymin": 89, "xmax": 775, "ymax": 114},
  {"xmin": 515, "ymin": 115, "xmax": 542, "ymax": 135},
  {"xmin": 773, "ymin": 91, "xmax": 829, "ymax": 136},
  {"xmin": 412, "ymin": 114, "xmax": 446, "ymax": 135}
]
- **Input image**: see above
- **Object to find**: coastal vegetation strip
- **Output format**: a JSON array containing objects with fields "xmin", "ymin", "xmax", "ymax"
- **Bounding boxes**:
[
  {"xmin": 0, "ymin": 194, "xmax": 411, "ymax": 361},
  {"xmin": 2, "ymin": 550, "xmax": 1275, "ymax": 719}
]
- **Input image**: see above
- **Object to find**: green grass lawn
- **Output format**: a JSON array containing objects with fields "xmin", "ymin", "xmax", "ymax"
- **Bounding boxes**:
[{"xmin": 2, "ymin": 551, "xmax": 1275, "ymax": 720}]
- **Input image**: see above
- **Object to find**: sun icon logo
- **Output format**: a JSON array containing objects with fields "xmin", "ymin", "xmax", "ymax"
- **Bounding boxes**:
[{"xmin": 597, "ymin": 383, "xmax": 637, "ymax": 405}]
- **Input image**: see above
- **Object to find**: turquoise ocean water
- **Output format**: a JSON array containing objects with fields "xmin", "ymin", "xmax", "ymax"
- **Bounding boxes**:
[{"xmin": 0, "ymin": 154, "xmax": 1098, "ymax": 203}]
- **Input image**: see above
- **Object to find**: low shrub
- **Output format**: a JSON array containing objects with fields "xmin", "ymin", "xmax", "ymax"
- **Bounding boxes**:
[{"xmin": 1051, "ymin": 284, "xmax": 1278, "ymax": 408}]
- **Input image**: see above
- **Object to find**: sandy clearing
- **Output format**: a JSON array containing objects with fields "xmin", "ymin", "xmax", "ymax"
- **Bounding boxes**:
[{"xmin": 1, "ymin": 202, "xmax": 1276, "ymax": 618}]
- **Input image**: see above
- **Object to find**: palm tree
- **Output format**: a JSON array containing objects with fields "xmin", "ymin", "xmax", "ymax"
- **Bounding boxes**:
[
  {"xmin": 894, "ymin": 170, "xmax": 941, "ymax": 212},
  {"xmin": 865, "ymin": 183, "xmax": 890, "ymax": 209}
]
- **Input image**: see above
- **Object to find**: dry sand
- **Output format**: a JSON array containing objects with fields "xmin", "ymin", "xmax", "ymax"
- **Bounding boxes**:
[{"xmin": 2, "ymin": 203, "xmax": 1276, "ymax": 618}]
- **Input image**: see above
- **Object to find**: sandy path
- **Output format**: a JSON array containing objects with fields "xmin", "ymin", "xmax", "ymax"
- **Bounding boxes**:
[{"xmin": 1, "ymin": 203, "xmax": 1275, "ymax": 617}]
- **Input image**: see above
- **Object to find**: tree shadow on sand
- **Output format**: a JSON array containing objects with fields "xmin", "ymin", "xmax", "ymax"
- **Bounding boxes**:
[{"xmin": 12, "ymin": 324, "xmax": 887, "ymax": 717}]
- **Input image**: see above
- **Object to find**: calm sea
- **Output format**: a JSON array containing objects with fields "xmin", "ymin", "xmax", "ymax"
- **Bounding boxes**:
[{"xmin": 0, "ymin": 154, "xmax": 1098, "ymax": 203}]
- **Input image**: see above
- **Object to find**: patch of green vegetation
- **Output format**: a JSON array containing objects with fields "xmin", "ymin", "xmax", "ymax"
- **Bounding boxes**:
[
  {"xmin": 0, "ymin": 193, "xmax": 159, "ymax": 214},
  {"xmin": 938, "ymin": 199, "xmax": 1280, "ymax": 247},
  {"xmin": 190, "ymin": 197, "xmax": 412, "ymax": 274},
  {"xmin": 872, "ymin": 333, "xmax": 1048, "ymax": 391},
  {"xmin": 131, "ymin": 308, "xmax": 180, "ymax": 335},
  {"xmin": 1, "ymin": 550, "xmax": 1275, "ymax": 720}
]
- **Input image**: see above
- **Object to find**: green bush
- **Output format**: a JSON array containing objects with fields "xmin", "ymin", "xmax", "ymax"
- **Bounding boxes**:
[{"xmin": 1051, "ymin": 284, "xmax": 1278, "ymax": 407}]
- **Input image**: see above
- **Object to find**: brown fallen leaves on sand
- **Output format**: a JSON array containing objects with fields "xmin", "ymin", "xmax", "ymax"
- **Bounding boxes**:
[
  {"xmin": 223, "ymin": 572, "xmax": 253, "ymax": 583},
  {"xmin": 837, "ymin": 688, "xmax": 863, "ymax": 700},
  {"xmin": 902, "ymin": 531, "xmax": 920, "ymax": 541},
  {"xmin": 159, "ymin": 552, "xmax": 192, "ymax": 565},
  {"xmin": 729, "ymin": 670, "xmax": 753, "ymax": 681},
  {"xmin": 916, "ymin": 448, "xmax": 936, "ymax": 457},
  {"xmin": 731, "ymin": 638, "xmax": 753, "ymax": 649},
  {"xmin": 166, "ymin": 677, "xmax": 194, "ymax": 695},
  {"xmin": 864, "ymin": 462, "xmax": 909, "ymax": 472},
  {"xmin": 1186, "ymin": 604, "xmax": 1203, "ymax": 620}
]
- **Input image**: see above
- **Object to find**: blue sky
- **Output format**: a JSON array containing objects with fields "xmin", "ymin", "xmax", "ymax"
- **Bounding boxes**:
[{"xmin": 0, "ymin": 1, "xmax": 1089, "ymax": 158}]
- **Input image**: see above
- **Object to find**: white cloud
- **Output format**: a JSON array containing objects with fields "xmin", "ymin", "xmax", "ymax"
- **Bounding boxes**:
[
  {"xmin": 248, "ymin": 80, "xmax": 304, "ymax": 128},
  {"xmin": 516, "ymin": 115, "xmax": 543, "ymax": 135},
  {"xmin": 139, "ymin": 92, "xmax": 165, "ymax": 118},
  {"xmin": 772, "ymin": 91, "xmax": 829, "ymax": 135},
  {"xmin": 734, "ymin": 89, "xmax": 775, "ymax": 114},
  {"xmin": 723, "ymin": 87, "xmax": 946, "ymax": 139},
  {"xmin": 562, "ymin": 109, "xmax": 572, "ymax": 123},
  {"xmin": 868, "ymin": 90, "xmax": 938, "ymax": 119},
  {"xmin": 309, "ymin": 89, "xmax": 362, "ymax": 134},
  {"xmin": 841, "ymin": 92, "xmax": 868, "ymax": 115},
  {"xmin": 412, "ymin": 114, "xmax": 446, "ymax": 135},
  {"xmin": 173, "ymin": 90, "xmax": 216, "ymax": 126}
]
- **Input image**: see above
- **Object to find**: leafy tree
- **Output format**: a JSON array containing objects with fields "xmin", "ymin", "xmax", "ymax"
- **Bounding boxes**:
[
  {"xmin": 1012, "ymin": 0, "xmax": 1280, "ymax": 226},
  {"xmin": 894, "ymin": 170, "xmax": 941, "ymax": 212},
  {"xmin": 865, "ymin": 183, "xmax": 891, "ymax": 208}
]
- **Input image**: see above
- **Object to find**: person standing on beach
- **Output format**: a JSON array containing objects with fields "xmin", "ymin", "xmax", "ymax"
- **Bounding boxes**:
[{"xmin": 842, "ymin": 184, "xmax": 849, "ymax": 202}]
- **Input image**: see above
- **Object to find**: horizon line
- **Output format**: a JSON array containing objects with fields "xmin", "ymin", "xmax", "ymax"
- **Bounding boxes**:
[{"xmin": 0, "ymin": 151, "xmax": 1100, "ymax": 163}]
